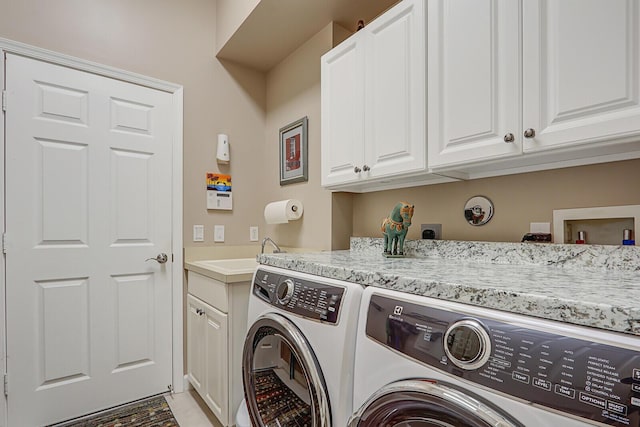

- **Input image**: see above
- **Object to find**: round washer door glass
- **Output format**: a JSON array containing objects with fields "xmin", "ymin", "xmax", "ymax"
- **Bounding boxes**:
[
  {"xmin": 349, "ymin": 380, "xmax": 523, "ymax": 427},
  {"xmin": 242, "ymin": 313, "xmax": 331, "ymax": 427}
]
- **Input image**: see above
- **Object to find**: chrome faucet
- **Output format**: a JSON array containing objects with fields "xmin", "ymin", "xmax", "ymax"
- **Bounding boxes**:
[{"xmin": 261, "ymin": 237, "xmax": 284, "ymax": 254}]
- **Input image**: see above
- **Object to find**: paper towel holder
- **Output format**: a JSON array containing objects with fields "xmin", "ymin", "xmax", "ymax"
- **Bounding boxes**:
[
  {"xmin": 264, "ymin": 199, "xmax": 304, "ymax": 224},
  {"xmin": 216, "ymin": 134, "xmax": 230, "ymax": 164}
]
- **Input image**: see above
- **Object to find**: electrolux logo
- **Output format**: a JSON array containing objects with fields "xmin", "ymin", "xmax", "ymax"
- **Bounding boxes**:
[{"xmin": 393, "ymin": 305, "xmax": 403, "ymax": 316}]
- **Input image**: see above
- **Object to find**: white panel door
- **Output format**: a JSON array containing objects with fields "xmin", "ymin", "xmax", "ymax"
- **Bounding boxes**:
[
  {"xmin": 321, "ymin": 31, "xmax": 366, "ymax": 186},
  {"xmin": 365, "ymin": 0, "xmax": 426, "ymax": 177},
  {"xmin": 427, "ymin": 0, "xmax": 522, "ymax": 168},
  {"xmin": 5, "ymin": 53, "xmax": 174, "ymax": 426},
  {"xmin": 523, "ymin": 0, "xmax": 640, "ymax": 152}
]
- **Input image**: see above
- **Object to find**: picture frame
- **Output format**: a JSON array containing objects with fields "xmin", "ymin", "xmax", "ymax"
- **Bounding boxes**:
[{"xmin": 279, "ymin": 116, "xmax": 308, "ymax": 185}]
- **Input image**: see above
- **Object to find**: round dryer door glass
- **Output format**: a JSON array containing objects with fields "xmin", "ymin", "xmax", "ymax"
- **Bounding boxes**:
[
  {"xmin": 349, "ymin": 380, "xmax": 522, "ymax": 427},
  {"xmin": 243, "ymin": 313, "xmax": 331, "ymax": 427}
]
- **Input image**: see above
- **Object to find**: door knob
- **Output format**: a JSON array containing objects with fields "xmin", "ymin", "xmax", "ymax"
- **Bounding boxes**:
[
  {"xmin": 503, "ymin": 133, "xmax": 515, "ymax": 143},
  {"xmin": 146, "ymin": 253, "xmax": 168, "ymax": 264},
  {"xmin": 524, "ymin": 128, "xmax": 536, "ymax": 138}
]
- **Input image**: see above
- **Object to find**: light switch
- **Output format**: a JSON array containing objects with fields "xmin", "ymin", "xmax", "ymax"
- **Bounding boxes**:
[
  {"xmin": 250, "ymin": 226, "xmax": 259, "ymax": 242},
  {"xmin": 214, "ymin": 225, "xmax": 225, "ymax": 242},
  {"xmin": 193, "ymin": 225, "xmax": 204, "ymax": 242}
]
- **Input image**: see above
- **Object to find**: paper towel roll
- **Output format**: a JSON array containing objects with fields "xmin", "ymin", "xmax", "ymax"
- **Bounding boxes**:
[{"xmin": 264, "ymin": 199, "xmax": 303, "ymax": 224}]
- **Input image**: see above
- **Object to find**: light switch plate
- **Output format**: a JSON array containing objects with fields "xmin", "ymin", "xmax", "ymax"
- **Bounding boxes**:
[
  {"xmin": 250, "ymin": 226, "xmax": 259, "ymax": 242},
  {"xmin": 214, "ymin": 225, "xmax": 225, "ymax": 242},
  {"xmin": 193, "ymin": 225, "xmax": 204, "ymax": 242}
]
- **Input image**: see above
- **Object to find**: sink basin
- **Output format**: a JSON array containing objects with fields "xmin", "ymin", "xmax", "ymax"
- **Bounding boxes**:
[{"xmin": 193, "ymin": 258, "xmax": 258, "ymax": 274}]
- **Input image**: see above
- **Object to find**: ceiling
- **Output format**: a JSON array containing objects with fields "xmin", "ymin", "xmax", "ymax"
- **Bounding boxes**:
[{"xmin": 216, "ymin": 0, "xmax": 400, "ymax": 72}]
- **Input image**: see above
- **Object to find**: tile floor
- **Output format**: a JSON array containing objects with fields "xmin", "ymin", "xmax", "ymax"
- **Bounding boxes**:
[{"xmin": 164, "ymin": 389, "xmax": 223, "ymax": 427}]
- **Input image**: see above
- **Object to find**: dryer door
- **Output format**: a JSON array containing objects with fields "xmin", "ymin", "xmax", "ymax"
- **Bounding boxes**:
[
  {"xmin": 242, "ymin": 312, "xmax": 331, "ymax": 427},
  {"xmin": 348, "ymin": 379, "xmax": 523, "ymax": 427}
]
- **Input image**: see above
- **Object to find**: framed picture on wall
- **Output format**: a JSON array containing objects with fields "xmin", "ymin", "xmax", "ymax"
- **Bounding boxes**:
[{"xmin": 279, "ymin": 116, "xmax": 308, "ymax": 185}]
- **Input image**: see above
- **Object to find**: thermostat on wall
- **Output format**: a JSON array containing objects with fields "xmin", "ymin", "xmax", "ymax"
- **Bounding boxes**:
[
  {"xmin": 206, "ymin": 172, "xmax": 232, "ymax": 210},
  {"xmin": 207, "ymin": 190, "xmax": 232, "ymax": 210}
]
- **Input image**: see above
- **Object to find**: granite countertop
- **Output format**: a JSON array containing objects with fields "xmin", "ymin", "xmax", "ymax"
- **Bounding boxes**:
[{"xmin": 256, "ymin": 238, "xmax": 640, "ymax": 336}]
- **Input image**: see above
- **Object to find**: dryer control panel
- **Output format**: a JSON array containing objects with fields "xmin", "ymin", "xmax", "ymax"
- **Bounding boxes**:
[
  {"xmin": 366, "ymin": 294, "xmax": 640, "ymax": 427},
  {"xmin": 253, "ymin": 269, "xmax": 344, "ymax": 324}
]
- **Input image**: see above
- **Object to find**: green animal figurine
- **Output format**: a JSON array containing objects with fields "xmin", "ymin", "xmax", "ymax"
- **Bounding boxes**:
[{"xmin": 381, "ymin": 202, "xmax": 414, "ymax": 257}]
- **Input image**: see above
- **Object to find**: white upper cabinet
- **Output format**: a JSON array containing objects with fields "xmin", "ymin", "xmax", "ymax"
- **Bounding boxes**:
[
  {"xmin": 428, "ymin": 0, "xmax": 640, "ymax": 174},
  {"xmin": 364, "ymin": 0, "xmax": 426, "ymax": 178},
  {"xmin": 427, "ymin": 0, "xmax": 522, "ymax": 168},
  {"xmin": 322, "ymin": 0, "xmax": 436, "ymax": 191},
  {"xmin": 321, "ymin": 30, "xmax": 366, "ymax": 187},
  {"xmin": 523, "ymin": 0, "xmax": 640, "ymax": 152}
]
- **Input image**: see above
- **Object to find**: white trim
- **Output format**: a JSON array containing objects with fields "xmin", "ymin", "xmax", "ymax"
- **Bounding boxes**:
[
  {"xmin": 0, "ymin": 38, "xmax": 184, "ymax": 404},
  {"xmin": 0, "ymin": 37, "xmax": 181, "ymax": 93},
  {"xmin": 0, "ymin": 41, "xmax": 7, "ymax": 427},
  {"xmin": 553, "ymin": 205, "xmax": 640, "ymax": 244},
  {"xmin": 171, "ymin": 87, "xmax": 185, "ymax": 393}
]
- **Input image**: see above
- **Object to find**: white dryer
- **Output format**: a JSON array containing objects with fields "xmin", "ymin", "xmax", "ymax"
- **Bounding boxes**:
[
  {"xmin": 236, "ymin": 265, "xmax": 363, "ymax": 427},
  {"xmin": 349, "ymin": 286, "xmax": 640, "ymax": 426}
]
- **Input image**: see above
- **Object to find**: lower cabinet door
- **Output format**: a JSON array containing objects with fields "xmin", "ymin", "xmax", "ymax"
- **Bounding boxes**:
[
  {"xmin": 187, "ymin": 295, "xmax": 206, "ymax": 393},
  {"xmin": 186, "ymin": 294, "xmax": 230, "ymax": 425},
  {"xmin": 204, "ymin": 304, "xmax": 229, "ymax": 425}
]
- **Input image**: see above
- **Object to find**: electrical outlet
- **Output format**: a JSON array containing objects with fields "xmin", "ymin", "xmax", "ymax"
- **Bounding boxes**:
[
  {"xmin": 214, "ymin": 225, "xmax": 225, "ymax": 242},
  {"xmin": 193, "ymin": 225, "xmax": 204, "ymax": 242},
  {"xmin": 420, "ymin": 224, "xmax": 442, "ymax": 240},
  {"xmin": 530, "ymin": 222, "xmax": 551, "ymax": 233},
  {"xmin": 250, "ymin": 226, "xmax": 259, "ymax": 242}
]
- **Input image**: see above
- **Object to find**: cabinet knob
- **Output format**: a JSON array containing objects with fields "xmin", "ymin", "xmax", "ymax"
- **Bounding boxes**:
[
  {"xmin": 524, "ymin": 128, "xmax": 536, "ymax": 138},
  {"xmin": 362, "ymin": 165, "xmax": 370, "ymax": 172},
  {"xmin": 354, "ymin": 166, "xmax": 362, "ymax": 173},
  {"xmin": 503, "ymin": 133, "xmax": 515, "ymax": 143}
]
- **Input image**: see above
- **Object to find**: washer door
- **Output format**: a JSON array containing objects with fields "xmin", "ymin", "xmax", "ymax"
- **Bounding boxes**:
[
  {"xmin": 242, "ymin": 312, "xmax": 331, "ymax": 427},
  {"xmin": 348, "ymin": 379, "xmax": 523, "ymax": 427}
]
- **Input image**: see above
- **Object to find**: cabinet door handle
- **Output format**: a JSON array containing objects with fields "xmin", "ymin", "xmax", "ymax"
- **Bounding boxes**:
[
  {"xmin": 354, "ymin": 166, "xmax": 362, "ymax": 173},
  {"xmin": 362, "ymin": 165, "xmax": 370, "ymax": 172},
  {"xmin": 524, "ymin": 128, "xmax": 536, "ymax": 138},
  {"xmin": 503, "ymin": 133, "xmax": 515, "ymax": 143}
]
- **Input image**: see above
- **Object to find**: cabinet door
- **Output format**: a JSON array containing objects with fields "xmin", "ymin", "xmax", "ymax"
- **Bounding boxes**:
[
  {"xmin": 204, "ymin": 304, "xmax": 229, "ymax": 426},
  {"xmin": 365, "ymin": 0, "xmax": 426, "ymax": 177},
  {"xmin": 523, "ymin": 0, "xmax": 640, "ymax": 152},
  {"xmin": 321, "ymin": 31, "xmax": 366, "ymax": 186},
  {"xmin": 186, "ymin": 295, "xmax": 205, "ymax": 394},
  {"xmin": 427, "ymin": 0, "xmax": 521, "ymax": 168}
]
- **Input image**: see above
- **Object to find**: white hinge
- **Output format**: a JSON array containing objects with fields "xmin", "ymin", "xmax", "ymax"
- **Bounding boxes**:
[
  {"xmin": 4, "ymin": 374, "xmax": 8, "ymax": 396},
  {"xmin": 2, "ymin": 90, "xmax": 6, "ymax": 112}
]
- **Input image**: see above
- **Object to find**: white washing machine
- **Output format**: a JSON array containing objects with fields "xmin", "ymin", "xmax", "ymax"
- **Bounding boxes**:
[
  {"xmin": 236, "ymin": 265, "xmax": 363, "ymax": 427},
  {"xmin": 349, "ymin": 286, "xmax": 640, "ymax": 426}
]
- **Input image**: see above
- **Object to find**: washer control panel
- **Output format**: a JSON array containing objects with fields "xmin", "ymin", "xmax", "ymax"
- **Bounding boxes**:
[
  {"xmin": 367, "ymin": 294, "xmax": 640, "ymax": 427},
  {"xmin": 253, "ymin": 269, "xmax": 344, "ymax": 324}
]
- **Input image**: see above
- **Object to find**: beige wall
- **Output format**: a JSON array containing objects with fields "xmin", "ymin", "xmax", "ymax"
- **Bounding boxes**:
[
  {"xmin": 351, "ymin": 159, "xmax": 640, "ymax": 243},
  {"xmin": 215, "ymin": 0, "xmax": 260, "ymax": 52},
  {"xmin": 261, "ymin": 23, "xmax": 336, "ymax": 250}
]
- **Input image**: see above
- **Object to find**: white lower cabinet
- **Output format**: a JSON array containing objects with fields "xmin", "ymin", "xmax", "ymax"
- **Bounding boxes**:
[{"xmin": 187, "ymin": 271, "xmax": 249, "ymax": 427}]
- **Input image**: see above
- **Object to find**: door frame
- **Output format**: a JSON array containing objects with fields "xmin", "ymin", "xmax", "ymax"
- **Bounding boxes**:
[{"xmin": 0, "ymin": 37, "xmax": 184, "ymax": 426}]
